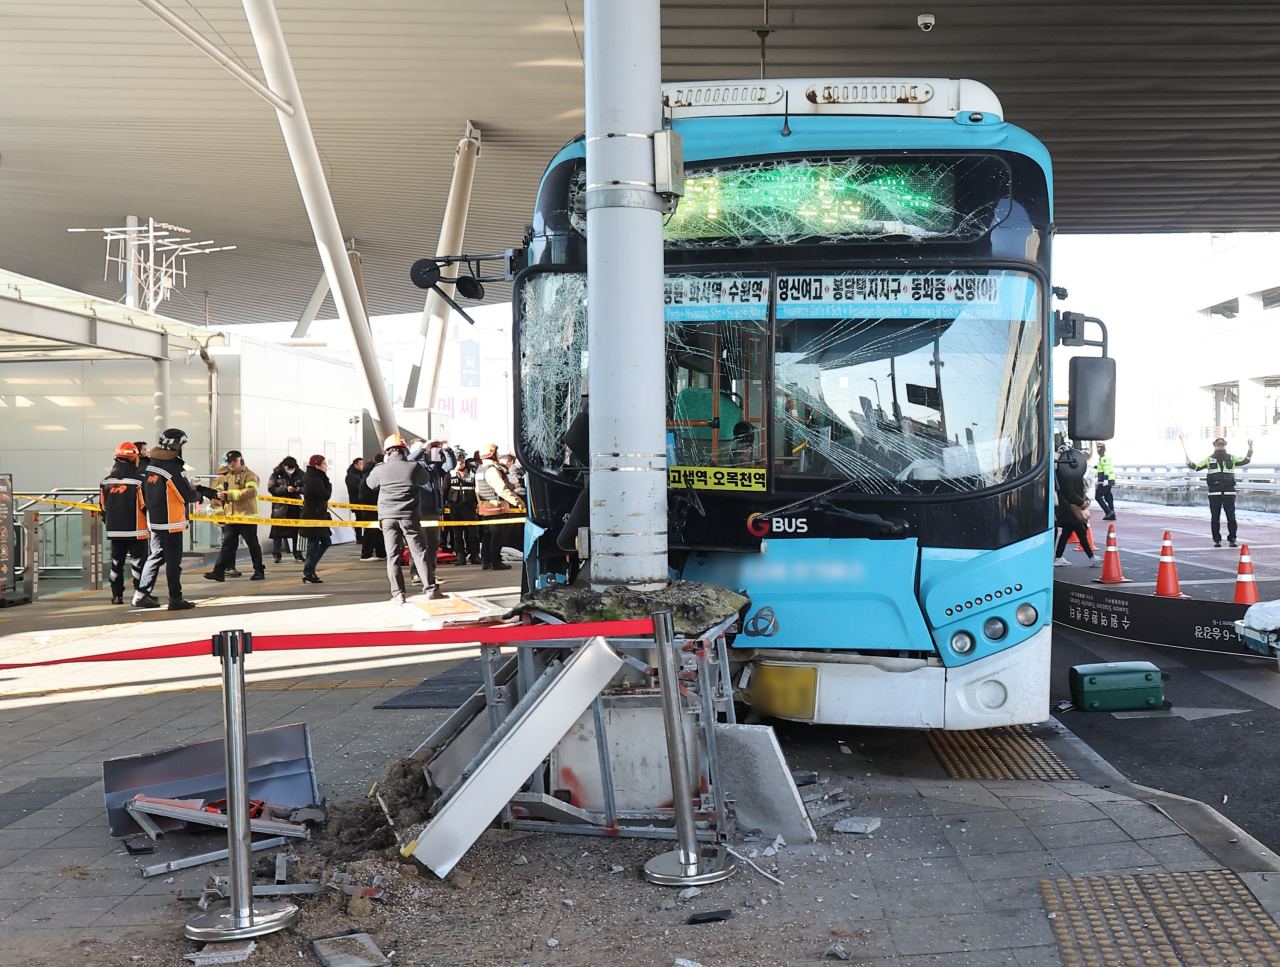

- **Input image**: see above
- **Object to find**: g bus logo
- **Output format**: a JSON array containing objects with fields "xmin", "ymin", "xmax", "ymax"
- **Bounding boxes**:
[{"xmin": 747, "ymin": 513, "xmax": 808, "ymax": 536}]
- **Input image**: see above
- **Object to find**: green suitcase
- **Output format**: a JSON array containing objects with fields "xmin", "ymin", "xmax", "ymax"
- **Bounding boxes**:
[{"xmin": 1069, "ymin": 661, "xmax": 1167, "ymax": 712}]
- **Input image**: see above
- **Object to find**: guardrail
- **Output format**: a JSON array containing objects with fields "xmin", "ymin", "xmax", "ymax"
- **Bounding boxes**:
[{"xmin": 1114, "ymin": 465, "xmax": 1280, "ymax": 494}]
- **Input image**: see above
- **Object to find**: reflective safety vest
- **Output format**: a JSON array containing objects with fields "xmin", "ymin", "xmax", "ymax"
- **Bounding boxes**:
[
  {"xmin": 1193, "ymin": 452, "xmax": 1250, "ymax": 496},
  {"xmin": 1097, "ymin": 453, "xmax": 1114, "ymax": 484},
  {"xmin": 100, "ymin": 461, "xmax": 147, "ymax": 539}
]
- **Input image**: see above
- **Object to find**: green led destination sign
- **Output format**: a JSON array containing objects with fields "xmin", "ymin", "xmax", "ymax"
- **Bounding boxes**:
[{"xmin": 663, "ymin": 159, "xmax": 960, "ymax": 244}]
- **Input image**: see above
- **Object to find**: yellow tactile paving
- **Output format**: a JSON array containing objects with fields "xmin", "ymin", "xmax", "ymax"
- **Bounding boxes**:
[
  {"xmin": 1041, "ymin": 871, "xmax": 1280, "ymax": 967},
  {"xmin": 927, "ymin": 724, "xmax": 1077, "ymax": 781}
]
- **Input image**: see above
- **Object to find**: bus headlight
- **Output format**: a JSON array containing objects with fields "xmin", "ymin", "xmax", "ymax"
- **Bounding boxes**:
[
  {"xmin": 1016, "ymin": 604, "xmax": 1038, "ymax": 626},
  {"xmin": 983, "ymin": 617, "xmax": 1007, "ymax": 641},
  {"xmin": 950, "ymin": 631, "xmax": 975, "ymax": 655}
]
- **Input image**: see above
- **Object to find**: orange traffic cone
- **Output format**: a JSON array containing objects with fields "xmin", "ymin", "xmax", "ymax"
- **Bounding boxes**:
[
  {"xmin": 1234, "ymin": 543, "xmax": 1259, "ymax": 605},
  {"xmin": 1154, "ymin": 531, "xmax": 1190, "ymax": 599},
  {"xmin": 1069, "ymin": 522, "xmax": 1095, "ymax": 553},
  {"xmin": 1094, "ymin": 525, "xmax": 1133, "ymax": 584}
]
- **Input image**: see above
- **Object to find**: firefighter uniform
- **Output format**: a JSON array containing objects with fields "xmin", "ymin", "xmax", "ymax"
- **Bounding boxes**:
[
  {"xmin": 1189, "ymin": 439, "xmax": 1253, "ymax": 546},
  {"xmin": 99, "ymin": 445, "xmax": 148, "ymax": 604},
  {"xmin": 136, "ymin": 430, "xmax": 203, "ymax": 608}
]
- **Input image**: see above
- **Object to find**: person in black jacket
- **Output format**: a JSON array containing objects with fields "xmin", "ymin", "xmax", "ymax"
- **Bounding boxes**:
[
  {"xmin": 366, "ymin": 434, "xmax": 442, "ymax": 603},
  {"xmin": 357, "ymin": 453, "xmax": 386, "ymax": 560},
  {"xmin": 446, "ymin": 453, "xmax": 480, "ymax": 565},
  {"xmin": 1053, "ymin": 444, "xmax": 1099, "ymax": 567},
  {"xmin": 408, "ymin": 439, "xmax": 454, "ymax": 580},
  {"xmin": 299, "ymin": 455, "xmax": 332, "ymax": 583},
  {"xmin": 345, "ymin": 458, "xmax": 364, "ymax": 504},
  {"xmin": 100, "ymin": 441, "xmax": 148, "ymax": 605},
  {"xmin": 267, "ymin": 457, "xmax": 305, "ymax": 563}
]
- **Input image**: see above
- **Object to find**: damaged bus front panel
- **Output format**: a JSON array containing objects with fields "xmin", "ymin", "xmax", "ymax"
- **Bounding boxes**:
[{"xmin": 513, "ymin": 78, "xmax": 1054, "ymax": 730}]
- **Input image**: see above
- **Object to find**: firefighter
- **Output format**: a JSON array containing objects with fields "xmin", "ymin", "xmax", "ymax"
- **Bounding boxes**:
[
  {"xmin": 1094, "ymin": 443, "xmax": 1116, "ymax": 521},
  {"xmin": 135, "ymin": 428, "xmax": 217, "ymax": 609},
  {"xmin": 99, "ymin": 442, "xmax": 148, "ymax": 605},
  {"xmin": 1188, "ymin": 436, "xmax": 1253, "ymax": 547},
  {"xmin": 204, "ymin": 450, "xmax": 264, "ymax": 581}
]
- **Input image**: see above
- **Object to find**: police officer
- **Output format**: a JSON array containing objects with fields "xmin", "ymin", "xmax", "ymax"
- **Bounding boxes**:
[
  {"xmin": 1094, "ymin": 443, "xmax": 1115, "ymax": 521},
  {"xmin": 1189, "ymin": 436, "xmax": 1253, "ymax": 547},
  {"xmin": 99, "ymin": 442, "xmax": 148, "ymax": 605},
  {"xmin": 135, "ymin": 428, "xmax": 216, "ymax": 610}
]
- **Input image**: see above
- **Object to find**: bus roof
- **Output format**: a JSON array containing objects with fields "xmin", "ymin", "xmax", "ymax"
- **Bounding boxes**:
[{"xmin": 663, "ymin": 78, "xmax": 1003, "ymax": 121}]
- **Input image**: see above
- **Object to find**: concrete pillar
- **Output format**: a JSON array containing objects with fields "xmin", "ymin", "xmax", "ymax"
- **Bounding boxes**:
[{"xmin": 584, "ymin": 0, "xmax": 667, "ymax": 589}]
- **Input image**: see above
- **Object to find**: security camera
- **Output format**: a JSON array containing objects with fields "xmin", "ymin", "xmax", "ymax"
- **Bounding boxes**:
[{"xmin": 917, "ymin": 13, "xmax": 936, "ymax": 31}]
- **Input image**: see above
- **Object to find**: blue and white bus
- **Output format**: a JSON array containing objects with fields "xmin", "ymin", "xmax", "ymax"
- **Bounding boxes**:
[{"xmin": 514, "ymin": 77, "xmax": 1070, "ymax": 729}]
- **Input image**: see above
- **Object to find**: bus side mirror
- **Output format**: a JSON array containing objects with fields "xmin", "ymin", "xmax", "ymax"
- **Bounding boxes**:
[{"xmin": 1068, "ymin": 356, "xmax": 1115, "ymax": 441}]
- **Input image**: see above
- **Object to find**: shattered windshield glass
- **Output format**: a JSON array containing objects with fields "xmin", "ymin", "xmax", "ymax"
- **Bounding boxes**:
[
  {"xmin": 664, "ymin": 157, "xmax": 1010, "ymax": 245},
  {"xmin": 666, "ymin": 275, "xmax": 769, "ymax": 491},
  {"xmin": 519, "ymin": 272, "xmax": 587, "ymax": 470},
  {"xmin": 774, "ymin": 270, "xmax": 1042, "ymax": 494}
]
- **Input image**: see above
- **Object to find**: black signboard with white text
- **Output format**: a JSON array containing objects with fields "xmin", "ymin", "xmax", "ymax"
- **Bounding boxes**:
[{"xmin": 1053, "ymin": 581, "xmax": 1251, "ymax": 657}]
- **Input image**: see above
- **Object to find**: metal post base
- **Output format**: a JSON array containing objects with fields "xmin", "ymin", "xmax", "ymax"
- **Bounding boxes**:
[
  {"xmin": 643, "ymin": 845, "xmax": 737, "ymax": 886},
  {"xmin": 184, "ymin": 900, "xmax": 300, "ymax": 941}
]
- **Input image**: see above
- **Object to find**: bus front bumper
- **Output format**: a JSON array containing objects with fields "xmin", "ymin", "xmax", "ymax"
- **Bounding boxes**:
[{"xmin": 741, "ymin": 626, "xmax": 1051, "ymax": 729}]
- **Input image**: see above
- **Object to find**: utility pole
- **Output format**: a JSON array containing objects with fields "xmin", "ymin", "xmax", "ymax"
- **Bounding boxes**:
[{"xmin": 584, "ymin": 0, "xmax": 667, "ymax": 589}]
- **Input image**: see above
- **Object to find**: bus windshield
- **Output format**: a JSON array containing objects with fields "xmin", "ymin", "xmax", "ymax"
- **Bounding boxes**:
[{"xmin": 774, "ymin": 269, "xmax": 1042, "ymax": 494}]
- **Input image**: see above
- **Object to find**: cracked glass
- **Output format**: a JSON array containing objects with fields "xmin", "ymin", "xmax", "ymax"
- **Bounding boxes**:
[
  {"xmin": 519, "ymin": 271, "xmax": 588, "ymax": 470},
  {"xmin": 773, "ymin": 269, "xmax": 1042, "ymax": 493},
  {"xmin": 664, "ymin": 157, "xmax": 1010, "ymax": 246}
]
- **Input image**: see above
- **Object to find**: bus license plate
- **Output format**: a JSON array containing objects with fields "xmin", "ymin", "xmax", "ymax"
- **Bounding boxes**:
[{"xmin": 749, "ymin": 662, "xmax": 817, "ymax": 721}]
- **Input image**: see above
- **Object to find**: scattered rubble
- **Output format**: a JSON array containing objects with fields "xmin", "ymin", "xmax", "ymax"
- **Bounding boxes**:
[
  {"xmin": 506, "ymin": 580, "xmax": 748, "ymax": 636},
  {"xmin": 311, "ymin": 933, "xmax": 389, "ymax": 967},
  {"xmin": 183, "ymin": 941, "xmax": 256, "ymax": 965},
  {"xmin": 833, "ymin": 817, "xmax": 881, "ymax": 835}
]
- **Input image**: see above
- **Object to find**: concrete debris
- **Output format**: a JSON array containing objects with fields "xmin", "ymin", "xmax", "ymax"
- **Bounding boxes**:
[
  {"xmin": 771, "ymin": 835, "xmax": 787, "ymax": 850},
  {"xmin": 834, "ymin": 817, "xmax": 882, "ymax": 835},
  {"xmin": 506, "ymin": 580, "xmax": 749, "ymax": 637},
  {"xmin": 562, "ymin": 898, "xmax": 574, "ymax": 907},
  {"xmin": 123, "ymin": 834, "xmax": 155, "ymax": 855},
  {"xmin": 311, "ymin": 933, "xmax": 389, "ymax": 967},
  {"xmin": 791, "ymin": 770, "xmax": 819, "ymax": 787},
  {"xmin": 610, "ymin": 864, "xmax": 624, "ymax": 874},
  {"xmin": 823, "ymin": 942, "xmax": 850, "ymax": 960},
  {"xmin": 802, "ymin": 786, "xmax": 844, "ymax": 804},
  {"xmin": 839, "ymin": 745, "xmax": 852, "ymax": 754},
  {"xmin": 808, "ymin": 801, "xmax": 852, "ymax": 821},
  {"xmin": 546, "ymin": 938, "xmax": 559, "ymax": 947},
  {"xmin": 673, "ymin": 959, "xmax": 704, "ymax": 967},
  {"xmin": 511, "ymin": 855, "xmax": 529, "ymax": 866},
  {"xmin": 659, "ymin": 899, "xmax": 676, "ymax": 911},
  {"xmin": 184, "ymin": 941, "xmax": 256, "ymax": 965},
  {"xmin": 425, "ymin": 914, "xmax": 442, "ymax": 925},
  {"xmin": 677, "ymin": 887, "xmax": 702, "ymax": 900},
  {"xmin": 715, "ymin": 724, "xmax": 816, "ymax": 844}
]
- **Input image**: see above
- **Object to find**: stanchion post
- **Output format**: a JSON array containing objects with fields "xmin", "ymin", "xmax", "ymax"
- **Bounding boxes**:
[
  {"xmin": 643, "ymin": 611, "xmax": 735, "ymax": 886},
  {"xmin": 185, "ymin": 630, "xmax": 300, "ymax": 941}
]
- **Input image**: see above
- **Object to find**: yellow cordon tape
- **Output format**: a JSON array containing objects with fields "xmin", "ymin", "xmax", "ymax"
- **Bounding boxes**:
[
  {"xmin": 259, "ymin": 494, "xmax": 376, "ymax": 512},
  {"xmin": 189, "ymin": 513, "xmax": 525, "ymax": 529},
  {"xmin": 18, "ymin": 496, "xmax": 99, "ymax": 511},
  {"xmin": 18, "ymin": 496, "xmax": 522, "ymax": 528}
]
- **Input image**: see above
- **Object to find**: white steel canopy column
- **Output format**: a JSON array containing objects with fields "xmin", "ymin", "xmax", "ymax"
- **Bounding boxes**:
[
  {"xmin": 405, "ymin": 123, "xmax": 481, "ymax": 411},
  {"xmin": 584, "ymin": 0, "xmax": 667, "ymax": 589},
  {"xmin": 239, "ymin": 0, "xmax": 398, "ymax": 438}
]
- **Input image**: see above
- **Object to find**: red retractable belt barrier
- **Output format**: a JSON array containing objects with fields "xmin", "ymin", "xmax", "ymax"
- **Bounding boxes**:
[{"xmin": 0, "ymin": 618, "xmax": 656, "ymax": 671}]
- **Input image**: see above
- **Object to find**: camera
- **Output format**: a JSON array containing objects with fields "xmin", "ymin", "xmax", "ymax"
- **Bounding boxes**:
[{"xmin": 917, "ymin": 13, "xmax": 935, "ymax": 31}]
